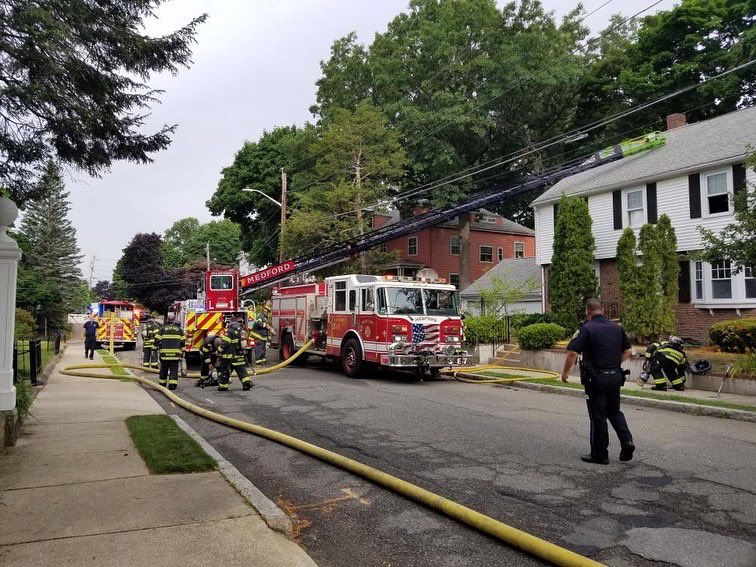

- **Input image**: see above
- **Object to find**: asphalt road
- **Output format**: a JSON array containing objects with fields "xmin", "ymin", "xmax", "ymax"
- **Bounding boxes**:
[{"xmin": 122, "ymin": 350, "xmax": 756, "ymax": 567}]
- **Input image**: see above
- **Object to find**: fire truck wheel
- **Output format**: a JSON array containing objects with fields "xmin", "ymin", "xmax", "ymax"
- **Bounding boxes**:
[{"xmin": 341, "ymin": 338, "xmax": 363, "ymax": 378}]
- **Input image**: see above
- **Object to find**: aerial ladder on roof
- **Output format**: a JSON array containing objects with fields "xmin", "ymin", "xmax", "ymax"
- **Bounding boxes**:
[{"xmin": 239, "ymin": 132, "xmax": 665, "ymax": 296}]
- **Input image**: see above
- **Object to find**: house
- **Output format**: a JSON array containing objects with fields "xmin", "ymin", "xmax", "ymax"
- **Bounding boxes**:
[
  {"xmin": 459, "ymin": 256, "xmax": 543, "ymax": 315},
  {"xmin": 372, "ymin": 208, "xmax": 535, "ymax": 288},
  {"xmin": 531, "ymin": 107, "xmax": 756, "ymax": 341}
]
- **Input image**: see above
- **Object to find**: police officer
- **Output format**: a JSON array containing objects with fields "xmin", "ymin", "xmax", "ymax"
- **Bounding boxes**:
[
  {"xmin": 197, "ymin": 334, "xmax": 222, "ymax": 387},
  {"xmin": 82, "ymin": 314, "xmax": 99, "ymax": 360},
  {"xmin": 217, "ymin": 322, "xmax": 254, "ymax": 392},
  {"xmin": 561, "ymin": 298, "xmax": 635, "ymax": 465},
  {"xmin": 154, "ymin": 313, "xmax": 184, "ymax": 390}
]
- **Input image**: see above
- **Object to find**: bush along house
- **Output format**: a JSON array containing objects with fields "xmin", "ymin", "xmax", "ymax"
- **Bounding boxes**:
[
  {"xmin": 371, "ymin": 208, "xmax": 535, "ymax": 289},
  {"xmin": 531, "ymin": 107, "xmax": 756, "ymax": 342}
]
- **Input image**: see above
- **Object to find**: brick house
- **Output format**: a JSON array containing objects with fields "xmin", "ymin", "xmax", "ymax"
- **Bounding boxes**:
[
  {"xmin": 531, "ymin": 107, "xmax": 756, "ymax": 341},
  {"xmin": 371, "ymin": 209, "xmax": 535, "ymax": 288}
]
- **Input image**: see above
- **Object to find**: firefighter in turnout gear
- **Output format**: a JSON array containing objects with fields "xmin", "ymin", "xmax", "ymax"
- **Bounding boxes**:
[
  {"xmin": 250, "ymin": 305, "xmax": 272, "ymax": 364},
  {"xmin": 154, "ymin": 313, "xmax": 184, "ymax": 390},
  {"xmin": 217, "ymin": 322, "xmax": 254, "ymax": 391},
  {"xmin": 141, "ymin": 318, "xmax": 159, "ymax": 368},
  {"xmin": 197, "ymin": 334, "xmax": 222, "ymax": 388},
  {"xmin": 642, "ymin": 336, "xmax": 688, "ymax": 391}
]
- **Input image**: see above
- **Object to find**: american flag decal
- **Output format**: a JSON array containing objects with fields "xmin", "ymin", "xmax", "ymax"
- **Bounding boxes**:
[{"xmin": 411, "ymin": 323, "xmax": 440, "ymax": 345}]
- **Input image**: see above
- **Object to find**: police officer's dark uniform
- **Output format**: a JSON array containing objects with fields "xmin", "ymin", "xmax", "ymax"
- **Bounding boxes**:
[
  {"xmin": 217, "ymin": 323, "xmax": 253, "ymax": 392},
  {"xmin": 83, "ymin": 318, "xmax": 99, "ymax": 359},
  {"xmin": 154, "ymin": 316, "xmax": 184, "ymax": 390},
  {"xmin": 567, "ymin": 312, "xmax": 635, "ymax": 464}
]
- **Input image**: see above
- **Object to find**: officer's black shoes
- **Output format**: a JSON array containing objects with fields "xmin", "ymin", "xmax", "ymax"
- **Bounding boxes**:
[
  {"xmin": 620, "ymin": 442, "xmax": 635, "ymax": 462},
  {"xmin": 581, "ymin": 454, "xmax": 610, "ymax": 465},
  {"xmin": 242, "ymin": 381, "xmax": 253, "ymax": 391},
  {"xmin": 168, "ymin": 384, "xmax": 177, "ymax": 391}
]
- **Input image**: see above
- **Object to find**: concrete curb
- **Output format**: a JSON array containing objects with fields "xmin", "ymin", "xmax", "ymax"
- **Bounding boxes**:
[
  {"xmin": 170, "ymin": 414, "xmax": 294, "ymax": 538},
  {"xmin": 484, "ymin": 378, "xmax": 756, "ymax": 423}
]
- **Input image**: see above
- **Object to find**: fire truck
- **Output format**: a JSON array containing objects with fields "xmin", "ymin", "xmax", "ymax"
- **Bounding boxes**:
[
  {"xmin": 271, "ymin": 273, "xmax": 471, "ymax": 377},
  {"xmin": 169, "ymin": 269, "xmax": 255, "ymax": 361},
  {"xmin": 96, "ymin": 300, "xmax": 139, "ymax": 350}
]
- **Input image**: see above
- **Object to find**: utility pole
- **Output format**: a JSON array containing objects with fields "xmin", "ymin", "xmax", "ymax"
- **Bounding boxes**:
[
  {"xmin": 88, "ymin": 255, "xmax": 96, "ymax": 288},
  {"xmin": 206, "ymin": 242, "xmax": 210, "ymax": 271},
  {"xmin": 279, "ymin": 168, "xmax": 287, "ymax": 263}
]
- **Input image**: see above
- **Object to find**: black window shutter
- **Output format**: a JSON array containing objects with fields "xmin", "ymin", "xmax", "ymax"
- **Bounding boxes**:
[
  {"xmin": 688, "ymin": 173, "xmax": 701, "ymax": 219},
  {"xmin": 612, "ymin": 190, "xmax": 622, "ymax": 230},
  {"xmin": 646, "ymin": 182, "xmax": 658, "ymax": 224},
  {"xmin": 678, "ymin": 260, "xmax": 691, "ymax": 304},
  {"xmin": 733, "ymin": 163, "xmax": 746, "ymax": 211},
  {"xmin": 553, "ymin": 203, "xmax": 559, "ymax": 228}
]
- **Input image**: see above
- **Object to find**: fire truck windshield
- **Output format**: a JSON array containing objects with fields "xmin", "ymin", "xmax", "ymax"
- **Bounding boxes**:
[{"xmin": 379, "ymin": 287, "xmax": 458, "ymax": 316}]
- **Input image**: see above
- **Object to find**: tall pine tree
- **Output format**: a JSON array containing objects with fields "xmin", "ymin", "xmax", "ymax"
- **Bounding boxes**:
[
  {"xmin": 549, "ymin": 195, "xmax": 598, "ymax": 330},
  {"xmin": 616, "ymin": 228, "xmax": 641, "ymax": 337},
  {"xmin": 19, "ymin": 161, "xmax": 83, "ymax": 324},
  {"xmin": 655, "ymin": 215, "xmax": 679, "ymax": 336}
]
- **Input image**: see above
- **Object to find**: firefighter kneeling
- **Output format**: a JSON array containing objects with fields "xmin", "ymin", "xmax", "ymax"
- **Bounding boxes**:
[
  {"xmin": 640, "ymin": 336, "xmax": 688, "ymax": 391},
  {"xmin": 217, "ymin": 322, "xmax": 254, "ymax": 392},
  {"xmin": 196, "ymin": 334, "xmax": 222, "ymax": 388},
  {"xmin": 154, "ymin": 313, "xmax": 184, "ymax": 390}
]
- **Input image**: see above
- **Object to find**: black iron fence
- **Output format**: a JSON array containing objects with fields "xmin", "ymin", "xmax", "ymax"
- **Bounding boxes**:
[{"xmin": 12, "ymin": 337, "xmax": 59, "ymax": 385}]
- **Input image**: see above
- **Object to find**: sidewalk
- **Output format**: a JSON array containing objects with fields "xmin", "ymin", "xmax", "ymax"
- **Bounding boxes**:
[{"xmin": 0, "ymin": 343, "xmax": 316, "ymax": 567}]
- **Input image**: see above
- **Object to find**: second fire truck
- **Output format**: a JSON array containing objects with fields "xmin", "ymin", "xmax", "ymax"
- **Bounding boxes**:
[{"xmin": 270, "ymin": 273, "xmax": 471, "ymax": 377}]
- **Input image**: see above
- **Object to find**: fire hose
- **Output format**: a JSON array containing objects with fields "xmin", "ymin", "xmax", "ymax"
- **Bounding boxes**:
[{"xmin": 60, "ymin": 342, "xmax": 603, "ymax": 567}]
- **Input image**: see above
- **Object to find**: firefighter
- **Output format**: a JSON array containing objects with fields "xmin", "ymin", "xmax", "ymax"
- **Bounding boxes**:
[
  {"xmin": 141, "ymin": 317, "xmax": 158, "ymax": 368},
  {"xmin": 217, "ymin": 322, "xmax": 254, "ymax": 392},
  {"xmin": 250, "ymin": 306, "xmax": 272, "ymax": 364},
  {"xmin": 154, "ymin": 313, "xmax": 184, "ymax": 390},
  {"xmin": 643, "ymin": 336, "xmax": 688, "ymax": 391},
  {"xmin": 197, "ymin": 334, "xmax": 222, "ymax": 388}
]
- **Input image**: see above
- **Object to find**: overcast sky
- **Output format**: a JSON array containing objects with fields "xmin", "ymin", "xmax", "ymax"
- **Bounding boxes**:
[{"xmin": 66, "ymin": 0, "xmax": 676, "ymax": 283}]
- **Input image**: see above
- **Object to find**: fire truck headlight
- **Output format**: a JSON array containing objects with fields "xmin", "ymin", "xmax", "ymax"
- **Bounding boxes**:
[
  {"xmin": 445, "ymin": 345, "xmax": 457, "ymax": 356},
  {"xmin": 445, "ymin": 336, "xmax": 460, "ymax": 343},
  {"xmin": 393, "ymin": 335, "xmax": 407, "ymax": 343},
  {"xmin": 388, "ymin": 342, "xmax": 404, "ymax": 352}
]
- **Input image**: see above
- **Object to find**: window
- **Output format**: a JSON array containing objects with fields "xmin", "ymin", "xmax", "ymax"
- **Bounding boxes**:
[
  {"xmin": 379, "ymin": 242, "xmax": 388, "ymax": 253},
  {"xmin": 334, "ymin": 281, "xmax": 347, "ymax": 311},
  {"xmin": 210, "ymin": 275, "xmax": 233, "ymax": 290},
  {"xmin": 480, "ymin": 245, "xmax": 493, "ymax": 263},
  {"xmin": 497, "ymin": 247, "xmax": 503, "ymax": 261},
  {"xmin": 625, "ymin": 188, "xmax": 645, "ymax": 227},
  {"xmin": 408, "ymin": 236, "xmax": 418, "ymax": 256},
  {"xmin": 711, "ymin": 260, "xmax": 732, "ymax": 299},
  {"xmin": 480, "ymin": 216, "xmax": 497, "ymax": 224},
  {"xmin": 514, "ymin": 242, "xmax": 524, "ymax": 258},
  {"xmin": 695, "ymin": 261, "xmax": 704, "ymax": 300},
  {"xmin": 705, "ymin": 172, "xmax": 730, "ymax": 215},
  {"xmin": 746, "ymin": 266, "xmax": 756, "ymax": 299},
  {"xmin": 450, "ymin": 236, "xmax": 460, "ymax": 256},
  {"xmin": 449, "ymin": 273, "xmax": 460, "ymax": 288},
  {"xmin": 349, "ymin": 290, "xmax": 356, "ymax": 311},
  {"xmin": 361, "ymin": 288, "xmax": 374, "ymax": 311}
]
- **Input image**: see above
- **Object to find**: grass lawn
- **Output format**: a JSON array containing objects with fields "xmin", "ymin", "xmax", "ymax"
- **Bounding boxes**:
[
  {"xmin": 126, "ymin": 415, "xmax": 217, "ymax": 475},
  {"xmin": 16, "ymin": 340, "xmax": 56, "ymax": 379},
  {"xmin": 473, "ymin": 371, "xmax": 756, "ymax": 413},
  {"xmin": 97, "ymin": 349, "xmax": 130, "ymax": 378}
]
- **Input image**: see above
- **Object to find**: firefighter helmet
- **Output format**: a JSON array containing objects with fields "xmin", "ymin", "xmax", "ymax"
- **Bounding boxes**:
[
  {"xmin": 204, "ymin": 334, "xmax": 216, "ymax": 347},
  {"xmin": 668, "ymin": 336, "xmax": 683, "ymax": 347},
  {"xmin": 213, "ymin": 336, "xmax": 223, "ymax": 348}
]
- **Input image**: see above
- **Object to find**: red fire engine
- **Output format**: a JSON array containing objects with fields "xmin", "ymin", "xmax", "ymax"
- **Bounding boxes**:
[
  {"xmin": 271, "ymin": 274, "xmax": 471, "ymax": 377},
  {"xmin": 169, "ymin": 270, "xmax": 255, "ymax": 360}
]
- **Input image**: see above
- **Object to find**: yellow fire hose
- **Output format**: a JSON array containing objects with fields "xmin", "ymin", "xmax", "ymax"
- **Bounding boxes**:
[{"xmin": 60, "ymin": 341, "xmax": 602, "ymax": 567}]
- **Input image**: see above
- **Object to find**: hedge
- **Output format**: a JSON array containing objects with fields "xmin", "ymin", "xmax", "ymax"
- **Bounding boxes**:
[
  {"xmin": 517, "ymin": 323, "xmax": 567, "ymax": 350},
  {"xmin": 463, "ymin": 314, "xmax": 508, "ymax": 345},
  {"xmin": 708, "ymin": 319, "xmax": 756, "ymax": 353},
  {"xmin": 508, "ymin": 312, "xmax": 566, "ymax": 331}
]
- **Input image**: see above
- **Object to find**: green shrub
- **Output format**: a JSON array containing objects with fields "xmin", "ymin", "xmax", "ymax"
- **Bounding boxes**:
[
  {"xmin": 517, "ymin": 323, "xmax": 567, "ymax": 350},
  {"xmin": 509, "ymin": 312, "xmax": 565, "ymax": 331},
  {"xmin": 14, "ymin": 308, "xmax": 35, "ymax": 340},
  {"xmin": 15, "ymin": 380, "xmax": 35, "ymax": 419},
  {"xmin": 463, "ymin": 314, "xmax": 508, "ymax": 345},
  {"xmin": 708, "ymin": 319, "xmax": 756, "ymax": 353}
]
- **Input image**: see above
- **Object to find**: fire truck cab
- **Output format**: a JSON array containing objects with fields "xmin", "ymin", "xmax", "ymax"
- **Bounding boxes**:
[{"xmin": 272, "ymin": 274, "xmax": 471, "ymax": 378}]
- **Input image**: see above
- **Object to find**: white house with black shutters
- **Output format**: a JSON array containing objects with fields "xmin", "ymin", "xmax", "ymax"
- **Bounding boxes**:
[{"xmin": 531, "ymin": 107, "xmax": 756, "ymax": 341}]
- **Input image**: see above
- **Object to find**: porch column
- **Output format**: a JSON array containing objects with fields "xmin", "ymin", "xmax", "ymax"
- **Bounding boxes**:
[{"xmin": 0, "ymin": 196, "xmax": 21, "ymax": 444}]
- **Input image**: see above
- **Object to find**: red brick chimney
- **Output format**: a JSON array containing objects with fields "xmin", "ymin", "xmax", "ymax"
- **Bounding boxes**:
[{"xmin": 666, "ymin": 113, "xmax": 687, "ymax": 130}]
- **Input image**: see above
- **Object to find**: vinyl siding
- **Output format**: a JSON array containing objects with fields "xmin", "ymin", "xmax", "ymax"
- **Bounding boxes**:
[{"xmin": 534, "ymin": 166, "xmax": 756, "ymax": 264}]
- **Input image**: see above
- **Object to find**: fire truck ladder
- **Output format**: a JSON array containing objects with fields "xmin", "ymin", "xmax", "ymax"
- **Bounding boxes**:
[{"xmin": 240, "ymin": 132, "xmax": 664, "ymax": 295}]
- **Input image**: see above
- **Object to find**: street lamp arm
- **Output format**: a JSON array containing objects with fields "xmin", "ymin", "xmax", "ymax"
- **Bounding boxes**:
[{"xmin": 242, "ymin": 188, "xmax": 282, "ymax": 208}]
